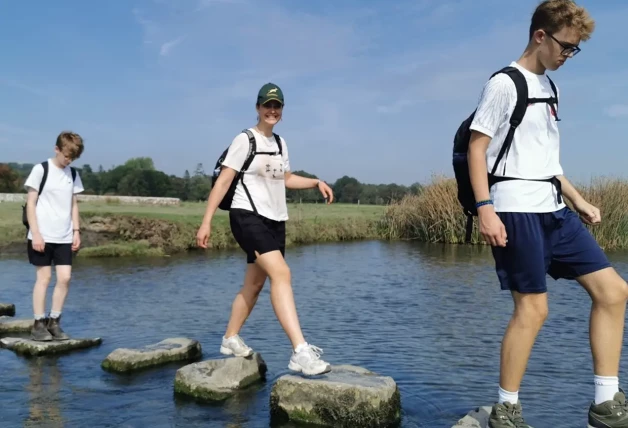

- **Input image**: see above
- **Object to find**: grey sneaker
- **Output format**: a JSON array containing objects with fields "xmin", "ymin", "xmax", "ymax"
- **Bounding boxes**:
[
  {"xmin": 31, "ymin": 319, "xmax": 53, "ymax": 341},
  {"xmin": 220, "ymin": 334, "xmax": 253, "ymax": 357},
  {"xmin": 489, "ymin": 402, "xmax": 533, "ymax": 428},
  {"xmin": 46, "ymin": 316, "xmax": 69, "ymax": 341},
  {"xmin": 288, "ymin": 344, "xmax": 331, "ymax": 376},
  {"xmin": 588, "ymin": 389, "xmax": 628, "ymax": 428}
]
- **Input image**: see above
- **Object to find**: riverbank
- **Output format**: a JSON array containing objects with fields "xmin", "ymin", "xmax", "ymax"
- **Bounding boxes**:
[
  {"xmin": 380, "ymin": 175, "xmax": 628, "ymax": 251},
  {"xmin": 0, "ymin": 201, "xmax": 385, "ymax": 257}
]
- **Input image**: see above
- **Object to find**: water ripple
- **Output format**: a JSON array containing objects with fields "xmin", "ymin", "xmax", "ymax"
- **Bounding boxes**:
[{"xmin": 0, "ymin": 241, "xmax": 627, "ymax": 427}]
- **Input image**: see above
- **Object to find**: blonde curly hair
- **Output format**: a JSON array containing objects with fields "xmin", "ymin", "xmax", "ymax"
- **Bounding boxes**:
[{"xmin": 530, "ymin": 0, "xmax": 595, "ymax": 41}]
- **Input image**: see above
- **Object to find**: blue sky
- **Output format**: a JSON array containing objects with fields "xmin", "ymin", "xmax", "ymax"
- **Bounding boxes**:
[{"xmin": 1, "ymin": 0, "xmax": 626, "ymax": 186}]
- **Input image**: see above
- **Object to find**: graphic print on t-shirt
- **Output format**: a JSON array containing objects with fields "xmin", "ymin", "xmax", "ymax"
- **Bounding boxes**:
[{"xmin": 256, "ymin": 153, "xmax": 284, "ymax": 180}]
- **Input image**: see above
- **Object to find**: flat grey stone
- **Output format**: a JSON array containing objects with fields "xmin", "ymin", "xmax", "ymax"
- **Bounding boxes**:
[
  {"xmin": 0, "ymin": 317, "xmax": 32, "ymax": 334},
  {"xmin": 102, "ymin": 337, "xmax": 202, "ymax": 372},
  {"xmin": 270, "ymin": 364, "xmax": 401, "ymax": 428},
  {"xmin": 452, "ymin": 406, "xmax": 492, "ymax": 428},
  {"xmin": 0, "ymin": 337, "xmax": 102, "ymax": 356},
  {"xmin": 0, "ymin": 303, "xmax": 15, "ymax": 317},
  {"xmin": 174, "ymin": 353, "xmax": 267, "ymax": 401}
]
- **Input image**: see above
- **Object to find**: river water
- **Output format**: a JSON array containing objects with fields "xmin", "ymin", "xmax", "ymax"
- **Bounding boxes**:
[{"xmin": 1, "ymin": 240, "xmax": 628, "ymax": 427}]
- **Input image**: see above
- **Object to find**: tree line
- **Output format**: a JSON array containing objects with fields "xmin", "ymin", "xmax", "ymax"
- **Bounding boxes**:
[{"xmin": 0, "ymin": 158, "xmax": 423, "ymax": 205}]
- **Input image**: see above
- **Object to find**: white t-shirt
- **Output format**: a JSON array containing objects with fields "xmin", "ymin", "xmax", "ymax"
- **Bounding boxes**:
[
  {"xmin": 24, "ymin": 159, "xmax": 85, "ymax": 243},
  {"xmin": 469, "ymin": 61, "xmax": 565, "ymax": 213},
  {"xmin": 221, "ymin": 128, "xmax": 290, "ymax": 222}
]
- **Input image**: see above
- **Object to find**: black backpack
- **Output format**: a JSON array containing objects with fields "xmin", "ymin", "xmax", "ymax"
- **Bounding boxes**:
[
  {"xmin": 452, "ymin": 66, "xmax": 561, "ymax": 242},
  {"xmin": 22, "ymin": 160, "xmax": 77, "ymax": 230},
  {"xmin": 212, "ymin": 129, "xmax": 283, "ymax": 215}
]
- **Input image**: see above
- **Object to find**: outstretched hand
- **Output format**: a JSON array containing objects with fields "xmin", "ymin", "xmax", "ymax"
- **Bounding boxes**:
[{"xmin": 318, "ymin": 181, "xmax": 334, "ymax": 204}]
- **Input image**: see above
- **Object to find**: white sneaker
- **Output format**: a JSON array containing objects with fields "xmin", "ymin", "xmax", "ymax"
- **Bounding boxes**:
[
  {"xmin": 220, "ymin": 334, "xmax": 253, "ymax": 357},
  {"xmin": 288, "ymin": 343, "xmax": 332, "ymax": 376}
]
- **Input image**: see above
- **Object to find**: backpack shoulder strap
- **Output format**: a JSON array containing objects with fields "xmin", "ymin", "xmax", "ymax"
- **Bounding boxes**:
[
  {"xmin": 488, "ymin": 67, "xmax": 528, "ymax": 176},
  {"xmin": 39, "ymin": 161, "xmax": 49, "ymax": 195},
  {"xmin": 71, "ymin": 167, "xmax": 77, "ymax": 182},
  {"xmin": 273, "ymin": 133, "xmax": 283, "ymax": 155},
  {"xmin": 497, "ymin": 66, "xmax": 528, "ymax": 127},
  {"xmin": 240, "ymin": 129, "xmax": 257, "ymax": 172},
  {"xmin": 546, "ymin": 75, "xmax": 558, "ymax": 104}
]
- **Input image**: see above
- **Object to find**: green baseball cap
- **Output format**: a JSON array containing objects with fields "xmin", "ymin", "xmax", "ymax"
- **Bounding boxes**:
[{"xmin": 257, "ymin": 82, "xmax": 284, "ymax": 106}]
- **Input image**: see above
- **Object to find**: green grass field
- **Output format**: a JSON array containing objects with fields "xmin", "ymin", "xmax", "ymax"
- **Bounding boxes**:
[{"xmin": 0, "ymin": 200, "xmax": 386, "ymax": 257}]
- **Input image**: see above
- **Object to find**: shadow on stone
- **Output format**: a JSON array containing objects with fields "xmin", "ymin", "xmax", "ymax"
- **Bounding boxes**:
[
  {"xmin": 452, "ymin": 406, "xmax": 492, "ymax": 428},
  {"xmin": 174, "ymin": 353, "xmax": 267, "ymax": 402},
  {"xmin": 0, "ymin": 317, "xmax": 32, "ymax": 334},
  {"xmin": 101, "ymin": 337, "xmax": 202, "ymax": 373},
  {"xmin": 0, "ymin": 303, "xmax": 15, "ymax": 317},
  {"xmin": 270, "ymin": 364, "xmax": 401, "ymax": 428},
  {"xmin": 0, "ymin": 337, "xmax": 102, "ymax": 357}
]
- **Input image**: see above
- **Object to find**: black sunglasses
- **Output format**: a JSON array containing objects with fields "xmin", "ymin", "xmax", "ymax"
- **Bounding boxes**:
[{"xmin": 547, "ymin": 32, "xmax": 581, "ymax": 57}]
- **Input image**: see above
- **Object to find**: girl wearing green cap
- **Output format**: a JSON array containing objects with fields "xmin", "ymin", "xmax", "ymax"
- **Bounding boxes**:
[{"xmin": 196, "ymin": 82, "xmax": 335, "ymax": 376}]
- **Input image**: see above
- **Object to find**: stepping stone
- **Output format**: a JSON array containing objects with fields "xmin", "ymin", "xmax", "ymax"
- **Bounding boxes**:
[
  {"xmin": 102, "ymin": 338, "xmax": 202, "ymax": 373},
  {"xmin": 452, "ymin": 406, "xmax": 492, "ymax": 428},
  {"xmin": 270, "ymin": 364, "xmax": 401, "ymax": 428},
  {"xmin": 0, "ymin": 316, "xmax": 32, "ymax": 334},
  {"xmin": 174, "ymin": 352, "xmax": 267, "ymax": 402},
  {"xmin": 0, "ymin": 303, "xmax": 15, "ymax": 317},
  {"xmin": 0, "ymin": 337, "xmax": 102, "ymax": 357}
]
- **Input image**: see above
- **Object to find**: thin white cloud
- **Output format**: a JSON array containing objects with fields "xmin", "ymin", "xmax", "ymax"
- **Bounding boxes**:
[
  {"xmin": 159, "ymin": 35, "xmax": 186, "ymax": 56},
  {"xmin": 606, "ymin": 104, "xmax": 628, "ymax": 118}
]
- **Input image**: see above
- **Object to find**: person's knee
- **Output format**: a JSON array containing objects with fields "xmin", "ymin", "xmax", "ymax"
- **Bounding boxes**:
[
  {"xmin": 246, "ymin": 275, "xmax": 266, "ymax": 296},
  {"xmin": 35, "ymin": 268, "xmax": 52, "ymax": 286},
  {"xmin": 268, "ymin": 264, "xmax": 291, "ymax": 285},
  {"xmin": 56, "ymin": 270, "xmax": 72, "ymax": 287},
  {"xmin": 513, "ymin": 294, "xmax": 548, "ymax": 328},
  {"xmin": 592, "ymin": 276, "xmax": 628, "ymax": 307}
]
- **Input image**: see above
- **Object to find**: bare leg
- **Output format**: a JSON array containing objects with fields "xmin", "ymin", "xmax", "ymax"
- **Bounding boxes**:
[
  {"xmin": 32, "ymin": 266, "xmax": 52, "ymax": 316},
  {"xmin": 50, "ymin": 265, "xmax": 72, "ymax": 314},
  {"xmin": 253, "ymin": 250, "xmax": 305, "ymax": 349},
  {"xmin": 577, "ymin": 267, "xmax": 628, "ymax": 377},
  {"xmin": 224, "ymin": 263, "xmax": 267, "ymax": 338},
  {"xmin": 500, "ymin": 291, "xmax": 548, "ymax": 392}
]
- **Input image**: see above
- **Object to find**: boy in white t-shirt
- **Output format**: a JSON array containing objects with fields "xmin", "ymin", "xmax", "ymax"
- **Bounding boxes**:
[
  {"xmin": 24, "ymin": 131, "xmax": 85, "ymax": 341},
  {"xmin": 467, "ymin": 1, "xmax": 628, "ymax": 427}
]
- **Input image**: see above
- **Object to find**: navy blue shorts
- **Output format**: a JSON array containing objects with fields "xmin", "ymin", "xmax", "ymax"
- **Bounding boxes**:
[{"xmin": 491, "ymin": 207, "xmax": 611, "ymax": 294}]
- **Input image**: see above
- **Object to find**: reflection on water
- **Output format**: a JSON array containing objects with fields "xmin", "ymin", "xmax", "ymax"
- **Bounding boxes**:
[
  {"xmin": 0, "ymin": 241, "xmax": 627, "ymax": 427},
  {"xmin": 25, "ymin": 357, "xmax": 64, "ymax": 428}
]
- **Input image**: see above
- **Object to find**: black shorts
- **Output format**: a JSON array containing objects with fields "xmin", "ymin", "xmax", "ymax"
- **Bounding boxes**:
[
  {"xmin": 229, "ymin": 208, "xmax": 286, "ymax": 264},
  {"xmin": 27, "ymin": 240, "xmax": 73, "ymax": 267}
]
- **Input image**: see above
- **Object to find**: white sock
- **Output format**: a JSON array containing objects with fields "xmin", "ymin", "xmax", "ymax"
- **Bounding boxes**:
[
  {"xmin": 34, "ymin": 313, "xmax": 45, "ymax": 320},
  {"xmin": 294, "ymin": 342, "xmax": 308, "ymax": 353},
  {"xmin": 50, "ymin": 311, "xmax": 61, "ymax": 319},
  {"xmin": 498, "ymin": 386, "xmax": 519, "ymax": 405},
  {"xmin": 594, "ymin": 375, "xmax": 619, "ymax": 404}
]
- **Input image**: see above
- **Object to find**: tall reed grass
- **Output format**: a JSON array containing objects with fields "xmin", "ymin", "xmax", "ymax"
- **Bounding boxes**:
[{"xmin": 380, "ymin": 175, "xmax": 628, "ymax": 251}]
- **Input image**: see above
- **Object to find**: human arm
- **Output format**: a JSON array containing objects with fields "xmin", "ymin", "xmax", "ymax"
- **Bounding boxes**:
[
  {"xmin": 24, "ymin": 165, "xmax": 44, "ymax": 251},
  {"xmin": 196, "ymin": 167, "xmax": 237, "ymax": 249},
  {"xmin": 467, "ymin": 74, "xmax": 516, "ymax": 247},
  {"xmin": 71, "ymin": 195, "xmax": 81, "ymax": 251},
  {"xmin": 71, "ymin": 170, "xmax": 84, "ymax": 251},
  {"xmin": 468, "ymin": 132, "xmax": 507, "ymax": 247},
  {"xmin": 284, "ymin": 172, "xmax": 334, "ymax": 204},
  {"xmin": 196, "ymin": 134, "xmax": 248, "ymax": 248},
  {"xmin": 557, "ymin": 175, "xmax": 600, "ymax": 224},
  {"xmin": 26, "ymin": 189, "xmax": 45, "ymax": 251}
]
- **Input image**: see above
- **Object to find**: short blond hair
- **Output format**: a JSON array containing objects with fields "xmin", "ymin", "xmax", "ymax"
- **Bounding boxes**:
[
  {"xmin": 530, "ymin": 0, "xmax": 595, "ymax": 41},
  {"xmin": 56, "ymin": 131, "xmax": 84, "ymax": 160}
]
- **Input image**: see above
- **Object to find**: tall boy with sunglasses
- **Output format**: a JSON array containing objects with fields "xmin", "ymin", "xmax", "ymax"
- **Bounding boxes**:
[{"xmin": 467, "ymin": 1, "xmax": 628, "ymax": 427}]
